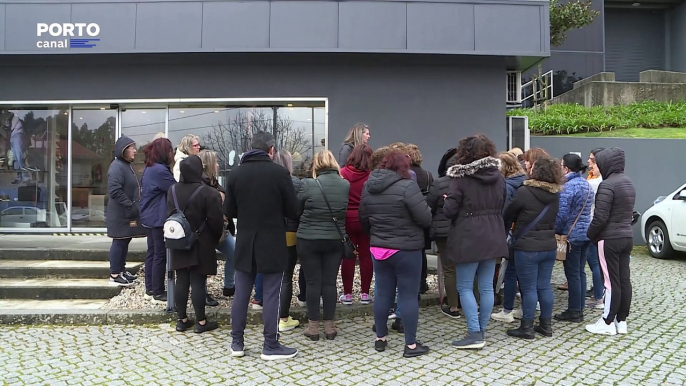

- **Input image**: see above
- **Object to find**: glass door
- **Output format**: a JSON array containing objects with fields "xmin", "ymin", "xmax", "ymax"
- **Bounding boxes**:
[{"xmin": 120, "ymin": 108, "xmax": 167, "ymax": 178}]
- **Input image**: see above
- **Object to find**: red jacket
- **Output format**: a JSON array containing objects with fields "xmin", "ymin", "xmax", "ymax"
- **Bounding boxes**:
[{"xmin": 340, "ymin": 165, "xmax": 371, "ymax": 224}]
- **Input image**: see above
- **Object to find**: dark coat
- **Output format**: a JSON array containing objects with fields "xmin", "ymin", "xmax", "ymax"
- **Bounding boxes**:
[
  {"xmin": 503, "ymin": 180, "xmax": 562, "ymax": 252},
  {"xmin": 426, "ymin": 156, "xmax": 458, "ymax": 240},
  {"xmin": 224, "ymin": 152, "xmax": 298, "ymax": 274},
  {"xmin": 297, "ymin": 169, "xmax": 350, "ymax": 240},
  {"xmin": 286, "ymin": 176, "xmax": 302, "ymax": 233},
  {"xmin": 587, "ymin": 148, "xmax": 636, "ymax": 242},
  {"xmin": 140, "ymin": 162, "xmax": 176, "ymax": 228},
  {"xmin": 202, "ymin": 174, "xmax": 235, "ymax": 235},
  {"xmin": 504, "ymin": 173, "xmax": 527, "ymax": 230},
  {"xmin": 166, "ymin": 156, "xmax": 223, "ymax": 274},
  {"xmin": 359, "ymin": 169, "xmax": 432, "ymax": 250},
  {"xmin": 556, "ymin": 172, "xmax": 594, "ymax": 242},
  {"xmin": 338, "ymin": 142, "xmax": 354, "ymax": 167},
  {"xmin": 443, "ymin": 157, "xmax": 509, "ymax": 264},
  {"xmin": 106, "ymin": 136, "xmax": 145, "ymax": 239},
  {"xmin": 411, "ymin": 165, "xmax": 434, "ymax": 195}
]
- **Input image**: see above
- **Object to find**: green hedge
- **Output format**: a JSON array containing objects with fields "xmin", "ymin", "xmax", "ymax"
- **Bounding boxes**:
[{"xmin": 507, "ymin": 101, "xmax": 686, "ymax": 135}]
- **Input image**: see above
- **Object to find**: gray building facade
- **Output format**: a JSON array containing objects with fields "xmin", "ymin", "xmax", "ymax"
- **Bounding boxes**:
[{"xmin": 0, "ymin": 0, "xmax": 548, "ymax": 233}]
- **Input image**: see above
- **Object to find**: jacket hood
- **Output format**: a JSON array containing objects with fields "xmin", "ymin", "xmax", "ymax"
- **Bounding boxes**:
[
  {"xmin": 437, "ymin": 148, "xmax": 457, "ymax": 177},
  {"xmin": 596, "ymin": 147, "xmax": 625, "ymax": 178},
  {"xmin": 446, "ymin": 157, "xmax": 502, "ymax": 184},
  {"xmin": 523, "ymin": 179, "xmax": 562, "ymax": 204},
  {"xmin": 506, "ymin": 173, "xmax": 526, "ymax": 190},
  {"xmin": 366, "ymin": 169, "xmax": 405, "ymax": 194},
  {"xmin": 179, "ymin": 155, "xmax": 203, "ymax": 184},
  {"xmin": 565, "ymin": 171, "xmax": 584, "ymax": 182},
  {"xmin": 174, "ymin": 148, "xmax": 188, "ymax": 164},
  {"xmin": 115, "ymin": 136, "xmax": 135, "ymax": 162},
  {"xmin": 344, "ymin": 165, "xmax": 371, "ymax": 183}
]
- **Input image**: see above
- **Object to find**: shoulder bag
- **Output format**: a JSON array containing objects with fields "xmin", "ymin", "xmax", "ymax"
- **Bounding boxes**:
[
  {"xmin": 508, "ymin": 203, "xmax": 551, "ymax": 260},
  {"xmin": 314, "ymin": 179, "xmax": 357, "ymax": 260}
]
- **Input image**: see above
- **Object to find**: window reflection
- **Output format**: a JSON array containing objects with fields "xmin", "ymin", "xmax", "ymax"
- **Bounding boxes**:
[{"xmin": 121, "ymin": 109, "xmax": 165, "ymax": 178}]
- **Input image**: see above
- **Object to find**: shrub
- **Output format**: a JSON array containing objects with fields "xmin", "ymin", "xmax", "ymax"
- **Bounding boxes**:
[{"xmin": 507, "ymin": 101, "xmax": 686, "ymax": 135}]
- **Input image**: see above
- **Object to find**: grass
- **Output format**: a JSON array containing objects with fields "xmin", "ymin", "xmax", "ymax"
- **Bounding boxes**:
[{"xmin": 563, "ymin": 127, "xmax": 686, "ymax": 139}]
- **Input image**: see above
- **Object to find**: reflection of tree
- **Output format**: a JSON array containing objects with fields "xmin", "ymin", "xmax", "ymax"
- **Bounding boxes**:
[{"xmin": 71, "ymin": 116, "xmax": 116, "ymax": 158}]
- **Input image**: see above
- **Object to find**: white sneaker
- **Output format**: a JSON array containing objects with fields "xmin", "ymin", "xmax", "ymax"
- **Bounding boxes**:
[
  {"xmin": 615, "ymin": 319, "xmax": 628, "ymax": 334},
  {"xmin": 512, "ymin": 308, "xmax": 523, "ymax": 319},
  {"xmin": 585, "ymin": 317, "xmax": 617, "ymax": 336},
  {"xmin": 491, "ymin": 309, "xmax": 515, "ymax": 323}
]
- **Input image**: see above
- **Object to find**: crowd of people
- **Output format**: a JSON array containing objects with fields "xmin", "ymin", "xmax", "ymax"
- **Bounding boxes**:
[{"xmin": 105, "ymin": 123, "xmax": 636, "ymax": 360}]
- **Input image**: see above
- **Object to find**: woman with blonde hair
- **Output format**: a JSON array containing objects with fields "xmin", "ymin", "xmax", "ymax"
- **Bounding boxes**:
[
  {"xmin": 173, "ymin": 134, "xmax": 201, "ymax": 181},
  {"xmin": 297, "ymin": 150, "xmax": 350, "ymax": 340},
  {"xmin": 338, "ymin": 123, "xmax": 371, "ymax": 165}
]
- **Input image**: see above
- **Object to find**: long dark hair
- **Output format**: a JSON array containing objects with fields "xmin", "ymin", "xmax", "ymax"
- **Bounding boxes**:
[
  {"xmin": 346, "ymin": 144, "xmax": 373, "ymax": 171},
  {"xmin": 530, "ymin": 156, "xmax": 563, "ymax": 184},
  {"xmin": 562, "ymin": 153, "xmax": 588, "ymax": 173},
  {"xmin": 455, "ymin": 135, "xmax": 496, "ymax": 165},
  {"xmin": 144, "ymin": 138, "xmax": 173, "ymax": 167}
]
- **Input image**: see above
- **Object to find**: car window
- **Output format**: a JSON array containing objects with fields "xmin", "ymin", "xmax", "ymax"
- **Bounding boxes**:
[
  {"xmin": 3, "ymin": 208, "xmax": 24, "ymax": 215},
  {"xmin": 673, "ymin": 183, "xmax": 686, "ymax": 200},
  {"xmin": 24, "ymin": 208, "xmax": 38, "ymax": 215}
]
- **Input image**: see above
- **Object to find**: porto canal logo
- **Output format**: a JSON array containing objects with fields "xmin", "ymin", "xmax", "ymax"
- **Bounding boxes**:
[{"xmin": 36, "ymin": 23, "xmax": 100, "ymax": 49}]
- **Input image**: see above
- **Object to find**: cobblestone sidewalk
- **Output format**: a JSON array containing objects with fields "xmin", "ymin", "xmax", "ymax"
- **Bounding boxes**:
[{"xmin": 2, "ymin": 251, "xmax": 685, "ymax": 385}]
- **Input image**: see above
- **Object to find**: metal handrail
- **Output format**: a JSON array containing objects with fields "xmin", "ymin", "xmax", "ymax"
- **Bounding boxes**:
[{"xmin": 521, "ymin": 70, "xmax": 553, "ymax": 104}]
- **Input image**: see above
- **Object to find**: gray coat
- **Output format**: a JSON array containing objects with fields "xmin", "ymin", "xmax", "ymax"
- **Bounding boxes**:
[
  {"xmin": 106, "ymin": 136, "xmax": 145, "ymax": 239},
  {"xmin": 297, "ymin": 170, "xmax": 350, "ymax": 240},
  {"xmin": 338, "ymin": 143, "xmax": 354, "ymax": 166}
]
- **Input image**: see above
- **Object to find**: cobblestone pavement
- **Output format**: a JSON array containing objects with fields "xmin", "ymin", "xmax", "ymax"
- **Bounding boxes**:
[{"xmin": 2, "ymin": 251, "xmax": 686, "ymax": 386}]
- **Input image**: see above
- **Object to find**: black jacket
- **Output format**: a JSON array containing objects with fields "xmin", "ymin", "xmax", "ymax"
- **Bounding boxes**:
[
  {"xmin": 426, "ymin": 156, "xmax": 458, "ymax": 240},
  {"xmin": 411, "ymin": 165, "xmax": 434, "ymax": 196},
  {"xmin": 587, "ymin": 148, "xmax": 636, "ymax": 242},
  {"xmin": 202, "ymin": 174, "xmax": 235, "ymax": 236},
  {"xmin": 338, "ymin": 142, "xmax": 354, "ymax": 166},
  {"xmin": 167, "ymin": 156, "xmax": 224, "ymax": 275},
  {"xmin": 286, "ymin": 176, "xmax": 302, "ymax": 233},
  {"xmin": 106, "ymin": 136, "xmax": 145, "ymax": 239},
  {"xmin": 503, "ymin": 179, "xmax": 562, "ymax": 252},
  {"xmin": 224, "ymin": 151, "xmax": 298, "ymax": 274},
  {"xmin": 297, "ymin": 170, "xmax": 350, "ymax": 240},
  {"xmin": 359, "ymin": 169, "xmax": 432, "ymax": 250},
  {"xmin": 443, "ymin": 157, "xmax": 509, "ymax": 264}
]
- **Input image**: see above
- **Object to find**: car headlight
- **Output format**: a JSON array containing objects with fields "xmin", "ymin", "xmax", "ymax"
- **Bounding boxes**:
[{"xmin": 654, "ymin": 196, "xmax": 666, "ymax": 205}]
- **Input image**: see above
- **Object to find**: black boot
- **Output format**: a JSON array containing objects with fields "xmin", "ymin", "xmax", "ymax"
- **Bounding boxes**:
[
  {"xmin": 506, "ymin": 319, "xmax": 535, "ymax": 340},
  {"xmin": 554, "ymin": 309, "xmax": 583, "ymax": 322},
  {"xmin": 534, "ymin": 317, "xmax": 553, "ymax": 337}
]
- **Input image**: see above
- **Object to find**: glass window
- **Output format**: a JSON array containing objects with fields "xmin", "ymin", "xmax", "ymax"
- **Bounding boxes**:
[
  {"xmin": 275, "ymin": 106, "xmax": 326, "ymax": 178},
  {"xmin": 121, "ymin": 109, "xmax": 165, "ymax": 178},
  {"xmin": 0, "ymin": 107, "xmax": 68, "ymax": 229},
  {"xmin": 71, "ymin": 108, "xmax": 116, "ymax": 227}
]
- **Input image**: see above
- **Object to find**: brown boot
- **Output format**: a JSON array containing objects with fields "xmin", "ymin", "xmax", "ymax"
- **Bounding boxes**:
[
  {"xmin": 303, "ymin": 320, "xmax": 320, "ymax": 341},
  {"xmin": 323, "ymin": 320, "xmax": 337, "ymax": 340}
]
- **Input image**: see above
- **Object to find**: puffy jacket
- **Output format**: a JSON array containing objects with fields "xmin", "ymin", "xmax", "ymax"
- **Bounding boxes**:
[
  {"xmin": 297, "ymin": 169, "xmax": 350, "ymax": 240},
  {"xmin": 172, "ymin": 148, "xmax": 188, "ymax": 182},
  {"xmin": 587, "ymin": 148, "xmax": 636, "ymax": 242},
  {"xmin": 140, "ymin": 162, "xmax": 176, "ymax": 228},
  {"xmin": 359, "ymin": 169, "xmax": 432, "ymax": 250},
  {"xmin": 426, "ymin": 156, "xmax": 458, "ymax": 239},
  {"xmin": 411, "ymin": 165, "xmax": 434, "ymax": 196},
  {"xmin": 503, "ymin": 173, "xmax": 527, "ymax": 230},
  {"xmin": 556, "ymin": 172, "xmax": 594, "ymax": 242},
  {"xmin": 286, "ymin": 176, "xmax": 302, "ymax": 233},
  {"xmin": 503, "ymin": 179, "xmax": 561, "ymax": 252},
  {"xmin": 106, "ymin": 136, "xmax": 145, "ymax": 239}
]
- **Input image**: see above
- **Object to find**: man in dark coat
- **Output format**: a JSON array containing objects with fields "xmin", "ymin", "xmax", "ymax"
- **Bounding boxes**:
[
  {"xmin": 106, "ymin": 136, "xmax": 145, "ymax": 286},
  {"xmin": 224, "ymin": 131, "xmax": 299, "ymax": 360}
]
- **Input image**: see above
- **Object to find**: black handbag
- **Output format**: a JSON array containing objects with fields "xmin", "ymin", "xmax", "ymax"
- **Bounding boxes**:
[{"xmin": 314, "ymin": 179, "xmax": 358, "ymax": 260}]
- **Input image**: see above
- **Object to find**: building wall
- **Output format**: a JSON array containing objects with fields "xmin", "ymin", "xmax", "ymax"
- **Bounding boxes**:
[{"xmin": 669, "ymin": 1, "xmax": 686, "ymax": 72}]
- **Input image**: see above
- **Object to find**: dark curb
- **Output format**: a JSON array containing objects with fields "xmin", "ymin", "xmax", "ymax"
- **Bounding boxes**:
[{"xmin": 0, "ymin": 294, "xmax": 440, "ymax": 325}]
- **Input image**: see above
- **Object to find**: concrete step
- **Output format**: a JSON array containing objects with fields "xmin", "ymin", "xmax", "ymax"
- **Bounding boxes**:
[
  {"xmin": 0, "ymin": 278, "xmax": 122, "ymax": 299},
  {"xmin": 0, "ymin": 260, "xmax": 143, "ymax": 279},
  {"xmin": 0, "ymin": 299, "xmax": 107, "ymax": 310},
  {"xmin": 0, "ymin": 249, "xmax": 147, "ymax": 262}
]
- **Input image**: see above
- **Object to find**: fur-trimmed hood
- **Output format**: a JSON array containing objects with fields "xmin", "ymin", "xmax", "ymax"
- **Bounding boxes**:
[
  {"xmin": 524, "ymin": 179, "xmax": 562, "ymax": 193},
  {"xmin": 446, "ymin": 157, "xmax": 502, "ymax": 184}
]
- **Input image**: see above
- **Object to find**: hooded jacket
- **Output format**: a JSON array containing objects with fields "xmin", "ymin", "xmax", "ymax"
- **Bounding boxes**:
[
  {"xmin": 359, "ymin": 169, "xmax": 432, "ymax": 250},
  {"xmin": 556, "ymin": 172, "xmax": 594, "ymax": 242},
  {"xmin": 426, "ymin": 155, "xmax": 458, "ymax": 240},
  {"xmin": 297, "ymin": 169, "xmax": 350, "ymax": 240},
  {"xmin": 106, "ymin": 136, "xmax": 145, "ymax": 239},
  {"xmin": 443, "ymin": 157, "xmax": 509, "ymax": 264},
  {"xmin": 166, "ymin": 156, "xmax": 224, "ymax": 274},
  {"xmin": 202, "ymin": 173, "xmax": 236, "ymax": 235},
  {"xmin": 140, "ymin": 162, "xmax": 176, "ymax": 228},
  {"xmin": 340, "ymin": 165, "xmax": 371, "ymax": 227},
  {"xmin": 587, "ymin": 148, "xmax": 636, "ymax": 242},
  {"xmin": 503, "ymin": 179, "xmax": 562, "ymax": 251},
  {"xmin": 172, "ymin": 148, "xmax": 188, "ymax": 182}
]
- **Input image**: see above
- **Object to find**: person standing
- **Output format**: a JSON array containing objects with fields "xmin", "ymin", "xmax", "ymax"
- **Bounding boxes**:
[
  {"xmin": 338, "ymin": 123, "xmax": 370, "ymax": 166},
  {"xmin": 167, "ymin": 156, "xmax": 224, "ymax": 333},
  {"xmin": 585, "ymin": 148, "xmax": 636, "ymax": 336},
  {"xmin": 224, "ymin": 131, "xmax": 299, "ymax": 360},
  {"xmin": 444, "ymin": 135, "xmax": 508, "ymax": 350},
  {"xmin": 339, "ymin": 144, "xmax": 373, "ymax": 305},
  {"xmin": 298, "ymin": 150, "xmax": 350, "ymax": 341},
  {"xmin": 106, "ymin": 136, "xmax": 146, "ymax": 286},
  {"xmin": 140, "ymin": 138, "xmax": 176, "ymax": 303},
  {"xmin": 407, "ymin": 144, "xmax": 434, "ymax": 294},
  {"xmin": 554, "ymin": 154, "xmax": 594, "ymax": 323},
  {"xmin": 359, "ymin": 150, "xmax": 432, "ymax": 358},
  {"xmin": 585, "ymin": 148, "xmax": 606, "ymax": 308},
  {"xmin": 173, "ymin": 134, "xmax": 200, "ymax": 182}
]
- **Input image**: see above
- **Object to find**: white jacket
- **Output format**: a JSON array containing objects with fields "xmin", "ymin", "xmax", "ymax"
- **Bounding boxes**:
[{"xmin": 172, "ymin": 148, "xmax": 188, "ymax": 182}]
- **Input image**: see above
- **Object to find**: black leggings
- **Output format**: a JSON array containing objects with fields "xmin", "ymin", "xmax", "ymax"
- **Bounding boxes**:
[
  {"xmin": 280, "ymin": 245, "xmax": 299, "ymax": 318},
  {"xmin": 175, "ymin": 268, "xmax": 207, "ymax": 322},
  {"xmin": 297, "ymin": 238, "xmax": 342, "ymax": 321}
]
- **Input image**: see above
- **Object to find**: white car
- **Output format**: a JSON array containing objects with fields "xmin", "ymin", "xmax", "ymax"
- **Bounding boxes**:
[{"xmin": 641, "ymin": 182, "xmax": 686, "ymax": 259}]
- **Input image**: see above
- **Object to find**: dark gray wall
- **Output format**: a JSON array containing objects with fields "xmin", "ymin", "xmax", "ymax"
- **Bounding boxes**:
[
  {"xmin": 0, "ymin": 0, "xmax": 549, "ymax": 69},
  {"xmin": 0, "ymin": 53, "xmax": 507, "ymax": 176},
  {"xmin": 531, "ymin": 136, "xmax": 686, "ymax": 244},
  {"xmin": 669, "ymin": 1, "xmax": 686, "ymax": 72}
]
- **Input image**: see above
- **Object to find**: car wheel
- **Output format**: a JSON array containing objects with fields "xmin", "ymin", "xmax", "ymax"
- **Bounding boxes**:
[{"xmin": 647, "ymin": 221, "xmax": 674, "ymax": 259}]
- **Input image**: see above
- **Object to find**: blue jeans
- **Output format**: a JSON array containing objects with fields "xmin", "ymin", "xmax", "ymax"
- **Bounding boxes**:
[
  {"xmin": 373, "ymin": 257, "xmax": 401, "ymax": 319},
  {"xmin": 514, "ymin": 250, "xmax": 556, "ymax": 320},
  {"xmin": 586, "ymin": 244, "xmax": 604, "ymax": 300},
  {"xmin": 374, "ymin": 250, "xmax": 421, "ymax": 345},
  {"xmin": 217, "ymin": 236, "xmax": 236, "ymax": 289},
  {"xmin": 145, "ymin": 227, "xmax": 166, "ymax": 295},
  {"xmin": 255, "ymin": 274, "xmax": 264, "ymax": 302},
  {"xmin": 456, "ymin": 259, "xmax": 496, "ymax": 333},
  {"xmin": 503, "ymin": 259, "xmax": 518, "ymax": 311},
  {"xmin": 563, "ymin": 240, "xmax": 591, "ymax": 312}
]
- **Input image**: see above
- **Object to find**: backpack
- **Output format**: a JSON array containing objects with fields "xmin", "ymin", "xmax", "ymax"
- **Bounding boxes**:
[{"xmin": 163, "ymin": 185, "xmax": 206, "ymax": 250}]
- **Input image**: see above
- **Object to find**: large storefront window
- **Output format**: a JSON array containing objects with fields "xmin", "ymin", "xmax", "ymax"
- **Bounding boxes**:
[
  {"xmin": 121, "ymin": 109, "xmax": 166, "ymax": 178},
  {"xmin": 70, "ymin": 108, "xmax": 116, "ymax": 228},
  {"xmin": 0, "ymin": 107, "xmax": 68, "ymax": 229}
]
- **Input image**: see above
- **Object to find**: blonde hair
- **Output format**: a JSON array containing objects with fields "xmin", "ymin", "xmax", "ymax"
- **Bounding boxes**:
[
  {"xmin": 274, "ymin": 150, "xmax": 293, "ymax": 175},
  {"xmin": 198, "ymin": 149, "xmax": 218, "ymax": 182},
  {"xmin": 343, "ymin": 123, "xmax": 369, "ymax": 147},
  {"xmin": 498, "ymin": 151, "xmax": 525, "ymax": 178},
  {"xmin": 178, "ymin": 134, "xmax": 200, "ymax": 155},
  {"xmin": 406, "ymin": 144, "xmax": 423, "ymax": 166},
  {"xmin": 312, "ymin": 150, "xmax": 340, "ymax": 178}
]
